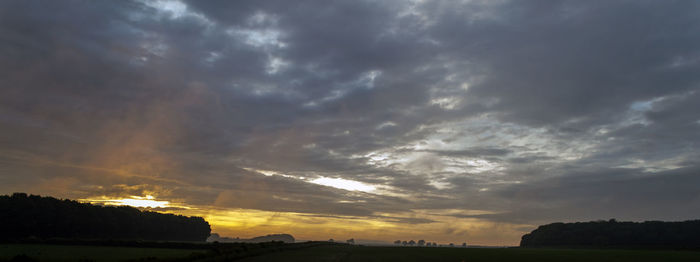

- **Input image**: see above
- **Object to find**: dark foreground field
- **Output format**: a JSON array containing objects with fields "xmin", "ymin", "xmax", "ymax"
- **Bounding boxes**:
[
  {"xmin": 3, "ymin": 243, "xmax": 700, "ymax": 262},
  {"xmin": 0, "ymin": 241, "xmax": 323, "ymax": 262},
  {"xmin": 240, "ymin": 245, "xmax": 700, "ymax": 262},
  {"xmin": 0, "ymin": 244, "xmax": 203, "ymax": 262}
]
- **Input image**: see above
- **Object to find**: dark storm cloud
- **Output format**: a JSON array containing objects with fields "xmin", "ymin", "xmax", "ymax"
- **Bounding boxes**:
[
  {"xmin": 465, "ymin": 164, "xmax": 700, "ymax": 224},
  {"xmin": 431, "ymin": 0, "xmax": 700, "ymax": 127},
  {"xmin": 2, "ymin": 0, "xmax": 700, "ymax": 234}
]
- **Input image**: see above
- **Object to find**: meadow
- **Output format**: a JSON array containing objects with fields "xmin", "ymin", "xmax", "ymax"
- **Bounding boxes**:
[
  {"xmin": 0, "ymin": 244, "xmax": 205, "ymax": 262},
  {"xmin": 239, "ymin": 245, "xmax": 700, "ymax": 262},
  {"xmin": 3, "ymin": 243, "xmax": 700, "ymax": 262}
]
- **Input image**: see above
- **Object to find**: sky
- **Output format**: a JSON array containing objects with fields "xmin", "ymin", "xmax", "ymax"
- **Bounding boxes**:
[{"xmin": 1, "ymin": 0, "xmax": 700, "ymax": 246}]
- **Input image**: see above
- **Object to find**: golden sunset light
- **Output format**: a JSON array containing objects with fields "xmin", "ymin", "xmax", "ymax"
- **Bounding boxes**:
[{"xmin": 82, "ymin": 195, "xmax": 171, "ymax": 209}]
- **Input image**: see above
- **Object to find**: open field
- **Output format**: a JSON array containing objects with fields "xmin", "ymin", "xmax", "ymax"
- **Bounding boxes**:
[
  {"xmin": 3, "ymin": 243, "xmax": 700, "ymax": 262},
  {"xmin": 239, "ymin": 245, "xmax": 700, "ymax": 262},
  {"xmin": 0, "ymin": 244, "xmax": 205, "ymax": 262},
  {"xmin": 0, "ymin": 241, "xmax": 329, "ymax": 261}
]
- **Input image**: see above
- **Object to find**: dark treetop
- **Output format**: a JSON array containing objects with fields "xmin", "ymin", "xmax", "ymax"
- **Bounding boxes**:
[
  {"xmin": 0, "ymin": 193, "xmax": 210, "ymax": 242},
  {"xmin": 521, "ymin": 219, "xmax": 700, "ymax": 248}
]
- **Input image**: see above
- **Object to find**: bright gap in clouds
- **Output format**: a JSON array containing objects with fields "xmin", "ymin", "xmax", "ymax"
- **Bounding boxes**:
[
  {"xmin": 310, "ymin": 177, "xmax": 376, "ymax": 192},
  {"xmin": 85, "ymin": 195, "xmax": 170, "ymax": 208}
]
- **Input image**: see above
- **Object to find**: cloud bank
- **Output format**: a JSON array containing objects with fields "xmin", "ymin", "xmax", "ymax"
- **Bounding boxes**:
[{"xmin": 1, "ymin": 0, "xmax": 699, "ymax": 245}]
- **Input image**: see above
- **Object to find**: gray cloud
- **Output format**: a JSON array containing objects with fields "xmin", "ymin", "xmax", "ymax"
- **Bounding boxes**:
[{"xmin": 1, "ymin": 0, "xmax": 700, "ymax": 243}]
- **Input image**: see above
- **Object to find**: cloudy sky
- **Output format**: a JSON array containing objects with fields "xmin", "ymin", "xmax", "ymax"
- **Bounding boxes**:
[{"xmin": 2, "ymin": 0, "xmax": 700, "ymax": 245}]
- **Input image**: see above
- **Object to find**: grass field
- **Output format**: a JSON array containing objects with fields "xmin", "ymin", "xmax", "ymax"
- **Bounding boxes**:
[
  {"xmin": 0, "ymin": 244, "xmax": 205, "ymax": 262},
  {"xmin": 238, "ymin": 245, "xmax": 700, "ymax": 262},
  {"xmin": 3, "ymin": 243, "xmax": 700, "ymax": 261}
]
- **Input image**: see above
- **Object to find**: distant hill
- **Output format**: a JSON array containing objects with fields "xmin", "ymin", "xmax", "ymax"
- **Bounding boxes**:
[
  {"xmin": 0, "ymin": 193, "xmax": 210, "ymax": 241},
  {"xmin": 521, "ymin": 219, "xmax": 700, "ymax": 248},
  {"xmin": 208, "ymin": 233, "xmax": 295, "ymax": 243}
]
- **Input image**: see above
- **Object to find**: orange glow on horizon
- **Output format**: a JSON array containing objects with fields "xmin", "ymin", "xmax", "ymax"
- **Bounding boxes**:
[
  {"xmin": 170, "ymin": 207, "xmax": 530, "ymax": 246},
  {"xmin": 78, "ymin": 195, "xmax": 529, "ymax": 246}
]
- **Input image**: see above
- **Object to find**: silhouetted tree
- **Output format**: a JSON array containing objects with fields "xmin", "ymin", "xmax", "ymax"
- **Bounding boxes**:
[
  {"xmin": 346, "ymin": 238, "xmax": 354, "ymax": 245},
  {"xmin": 394, "ymin": 240, "xmax": 401, "ymax": 245},
  {"xmin": 328, "ymin": 239, "xmax": 334, "ymax": 242},
  {"xmin": 462, "ymin": 242, "xmax": 467, "ymax": 248},
  {"xmin": 0, "ymin": 193, "xmax": 210, "ymax": 241},
  {"xmin": 520, "ymin": 219, "xmax": 700, "ymax": 248},
  {"xmin": 449, "ymin": 243, "xmax": 454, "ymax": 247}
]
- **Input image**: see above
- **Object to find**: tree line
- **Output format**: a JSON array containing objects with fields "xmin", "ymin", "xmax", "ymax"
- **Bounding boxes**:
[
  {"xmin": 520, "ymin": 219, "xmax": 700, "ymax": 248},
  {"xmin": 393, "ymin": 239, "xmax": 466, "ymax": 247},
  {"xmin": 0, "ymin": 193, "xmax": 210, "ymax": 241}
]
